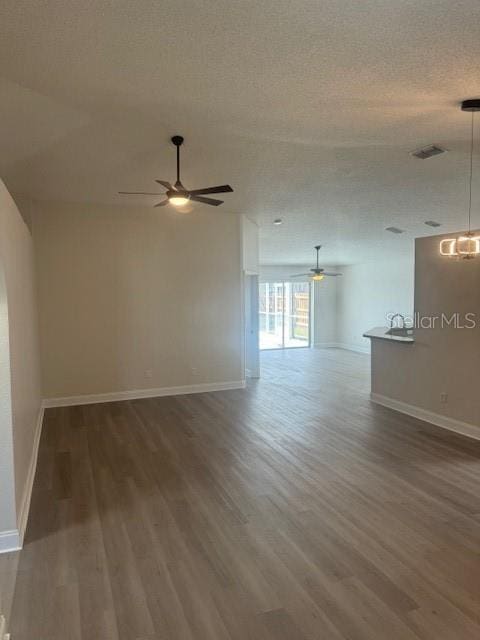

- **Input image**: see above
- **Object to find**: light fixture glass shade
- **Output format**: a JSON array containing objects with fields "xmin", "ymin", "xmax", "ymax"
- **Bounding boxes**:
[
  {"xmin": 312, "ymin": 274, "xmax": 325, "ymax": 281},
  {"xmin": 458, "ymin": 234, "xmax": 480, "ymax": 257},
  {"xmin": 440, "ymin": 238, "xmax": 458, "ymax": 256},
  {"xmin": 439, "ymin": 233, "xmax": 480, "ymax": 258},
  {"xmin": 169, "ymin": 195, "xmax": 189, "ymax": 206}
]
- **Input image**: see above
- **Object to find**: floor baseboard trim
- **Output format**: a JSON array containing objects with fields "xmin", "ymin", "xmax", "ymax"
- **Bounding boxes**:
[
  {"xmin": 16, "ymin": 405, "xmax": 44, "ymax": 546},
  {"xmin": 43, "ymin": 380, "xmax": 247, "ymax": 408},
  {"xmin": 0, "ymin": 529, "xmax": 21, "ymax": 554},
  {"xmin": 371, "ymin": 393, "xmax": 480, "ymax": 441},
  {"xmin": 1, "ymin": 405, "xmax": 44, "ymax": 554},
  {"xmin": 335, "ymin": 342, "xmax": 371, "ymax": 354},
  {"xmin": 315, "ymin": 342, "xmax": 371, "ymax": 355},
  {"xmin": 313, "ymin": 342, "xmax": 338, "ymax": 349}
]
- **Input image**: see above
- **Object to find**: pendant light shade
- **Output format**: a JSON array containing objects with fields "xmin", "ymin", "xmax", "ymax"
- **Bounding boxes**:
[{"xmin": 440, "ymin": 99, "xmax": 480, "ymax": 259}]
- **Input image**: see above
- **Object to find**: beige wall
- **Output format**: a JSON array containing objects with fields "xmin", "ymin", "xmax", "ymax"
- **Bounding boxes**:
[
  {"xmin": 336, "ymin": 256, "xmax": 415, "ymax": 353},
  {"xmin": 0, "ymin": 181, "xmax": 42, "ymax": 533},
  {"xmin": 33, "ymin": 201, "xmax": 244, "ymax": 399},
  {"xmin": 371, "ymin": 232, "xmax": 480, "ymax": 431}
]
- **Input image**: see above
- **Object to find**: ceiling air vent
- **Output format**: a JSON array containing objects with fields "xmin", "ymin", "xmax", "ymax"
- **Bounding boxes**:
[
  {"xmin": 385, "ymin": 227, "xmax": 405, "ymax": 234},
  {"xmin": 410, "ymin": 145, "xmax": 446, "ymax": 160},
  {"xmin": 425, "ymin": 220, "xmax": 442, "ymax": 227}
]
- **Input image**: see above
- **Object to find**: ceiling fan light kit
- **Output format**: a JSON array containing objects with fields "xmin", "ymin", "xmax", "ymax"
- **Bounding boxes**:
[
  {"xmin": 119, "ymin": 135, "xmax": 233, "ymax": 209},
  {"xmin": 169, "ymin": 194, "xmax": 190, "ymax": 206},
  {"xmin": 440, "ymin": 99, "xmax": 480, "ymax": 259}
]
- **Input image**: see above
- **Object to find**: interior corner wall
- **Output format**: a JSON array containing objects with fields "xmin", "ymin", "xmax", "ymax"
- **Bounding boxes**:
[
  {"xmin": 335, "ymin": 255, "xmax": 415, "ymax": 353},
  {"xmin": 0, "ymin": 181, "xmax": 42, "ymax": 540},
  {"xmin": 32, "ymin": 201, "xmax": 244, "ymax": 400}
]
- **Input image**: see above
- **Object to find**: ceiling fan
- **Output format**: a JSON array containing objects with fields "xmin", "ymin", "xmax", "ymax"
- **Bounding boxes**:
[
  {"xmin": 291, "ymin": 245, "xmax": 342, "ymax": 281},
  {"xmin": 119, "ymin": 135, "xmax": 233, "ymax": 207}
]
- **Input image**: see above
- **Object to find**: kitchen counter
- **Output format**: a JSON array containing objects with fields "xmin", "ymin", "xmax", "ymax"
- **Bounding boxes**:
[{"xmin": 363, "ymin": 326, "xmax": 414, "ymax": 344}]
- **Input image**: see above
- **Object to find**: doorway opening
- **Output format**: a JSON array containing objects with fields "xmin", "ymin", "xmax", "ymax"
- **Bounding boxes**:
[{"xmin": 259, "ymin": 281, "xmax": 311, "ymax": 350}]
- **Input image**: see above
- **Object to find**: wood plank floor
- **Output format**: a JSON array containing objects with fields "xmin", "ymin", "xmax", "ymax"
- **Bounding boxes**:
[{"xmin": 1, "ymin": 347, "xmax": 480, "ymax": 639}]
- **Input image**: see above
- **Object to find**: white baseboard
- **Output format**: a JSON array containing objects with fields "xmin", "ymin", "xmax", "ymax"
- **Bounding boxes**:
[
  {"xmin": 43, "ymin": 380, "xmax": 246, "ymax": 408},
  {"xmin": 313, "ymin": 342, "xmax": 338, "ymax": 349},
  {"xmin": 314, "ymin": 342, "xmax": 371, "ymax": 355},
  {"xmin": 0, "ymin": 529, "xmax": 20, "ymax": 554},
  {"xmin": 336, "ymin": 342, "xmax": 371, "ymax": 354},
  {"xmin": 371, "ymin": 393, "xmax": 480, "ymax": 441},
  {"xmin": 0, "ymin": 405, "xmax": 45, "ymax": 554},
  {"xmin": 17, "ymin": 405, "xmax": 44, "ymax": 546}
]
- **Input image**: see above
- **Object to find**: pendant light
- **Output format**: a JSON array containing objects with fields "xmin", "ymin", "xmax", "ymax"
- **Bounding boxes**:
[{"xmin": 440, "ymin": 99, "xmax": 480, "ymax": 259}]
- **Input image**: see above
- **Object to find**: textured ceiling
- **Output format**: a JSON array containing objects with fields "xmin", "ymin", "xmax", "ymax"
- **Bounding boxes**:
[{"xmin": 1, "ymin": 0, "xmax": 480, "ymax": 264}]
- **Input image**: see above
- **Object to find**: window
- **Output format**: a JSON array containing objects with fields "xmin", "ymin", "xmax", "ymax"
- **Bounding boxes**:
[{"xmin": 259, "ymin": 281, "xmax": 311, "ymax": 350}]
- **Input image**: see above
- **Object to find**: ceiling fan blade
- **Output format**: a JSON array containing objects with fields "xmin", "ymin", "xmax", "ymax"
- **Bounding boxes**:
[
  {"xmin": 323, "ymin": 272, "xmax": 343, "ymax": 276},
  {"xmin": 119, "ymin": 191, "xmax": 163, "ymax": 195},
  {"xmin": 290, "ymin": 273, "xmax": 310, "ymax": 277},
  {"xmin": 190, "ymin": 195, "xmax": 223, "ymax": 206},
  {"xmin": 155, "ymin": 180, "xmax": 174, "ymax": 190},
  {"xmin": 154, "ymin": 200, "xmax": 169, "ymax": 207},
  {"xmin": 188, "ymin": 184, "xmax": 233, "ymax": 196}
]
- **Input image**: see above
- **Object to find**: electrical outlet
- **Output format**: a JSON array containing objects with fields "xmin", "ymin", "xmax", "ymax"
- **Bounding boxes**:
[
  {"xmin": 144, "ymin": 369, "xmax": 153, "ymax": 379},
  {"xmin": 440, "ymin": 392, "xmax": 448, "ymax": 404},
  {"xmin": 191, "ymin": 367, "xmax": 198, "ymax": 376}
]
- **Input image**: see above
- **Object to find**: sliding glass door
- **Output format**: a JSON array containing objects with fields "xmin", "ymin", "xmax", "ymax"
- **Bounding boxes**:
[{"xmin": 259, "ymin": 281, "xmax": 311, "ymax": 350}]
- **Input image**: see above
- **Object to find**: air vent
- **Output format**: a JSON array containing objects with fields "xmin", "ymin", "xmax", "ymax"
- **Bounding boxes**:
[
  {"xmin": 385, "ymin": 227, "xmax": 405, "ymax": 234},
  {"xmin": 410, "ymin": 145, "xmax": 446, "ymax": 160},
  {"xmin": 425, "ymin": 220, "xmax": 442, "ymax": 227}
]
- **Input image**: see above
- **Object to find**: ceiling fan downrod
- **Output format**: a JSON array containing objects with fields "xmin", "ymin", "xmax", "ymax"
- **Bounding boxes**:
[{"xmin": 171, "ymin": 135, "xmax": 184, "ymax": 189}]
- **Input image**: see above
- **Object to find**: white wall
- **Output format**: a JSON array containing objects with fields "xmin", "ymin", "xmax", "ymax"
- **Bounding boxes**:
[
  {"xmin": 312, "ymin": 278, "xmax": 338, "ymax": 346},
  {"xmin": 0, "ymin": 181, "xmax": 42, "ymax": 547},
  {"xmin": 371, "ymin": 232, "xmax": 480, "ymax": 434},
  {"xmin": 0, "ymin": 267, "xmax": 16, "ymax": 535},
  {"xmin": 33, "ymin": 201, "xmax": 244, "ymax": 400},
  {"xmin": 335, "ymin": 256, "xmax": 415, "ymax": 353},
  {"xmin": 258, "ymin": 266, "xmax": 311, "ymax": 283},
  {"xmin": 242, "ymin": 216, "xmax": 259, "ymax": 274}
]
